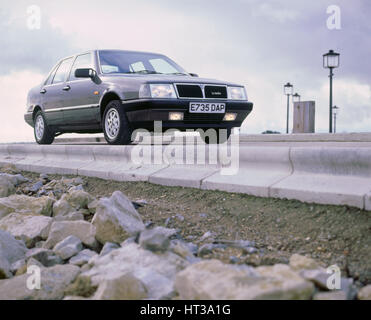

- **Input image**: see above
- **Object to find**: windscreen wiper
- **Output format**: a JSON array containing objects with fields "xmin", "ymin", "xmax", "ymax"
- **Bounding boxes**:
[{"xmin": 124, "ymin": 70, "xmax": 163, "ymax": 74}]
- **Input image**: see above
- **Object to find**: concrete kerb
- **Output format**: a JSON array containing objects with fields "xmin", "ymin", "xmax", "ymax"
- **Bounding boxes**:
[
  {"xmin": 201, "ymin": 146, "xmax": 292, "ymax": 197},
  {"xmin": 365, "ymin": 192, "xmax": 371, "ymax": 211},
  {"xmin": 6, "ymin": 144, "xmax": 44, "ymax": 171},
  {"xmin": 0, "ymin": 144, "xmax": 10, "ymax": 165},
  {"xmin": 77, "ymin": 145, "xmax": 129, "ymax": 180},
  {"xmin": 270, "ymin": 147, "xmax": 371, "ymax": 209},
  {"xmin": 27, "ymin": 145, "xmax": 75, "ymax": 175},
  {"xmin": 149, "ymin": 144, "xmax": 222, "ymax": 188}
]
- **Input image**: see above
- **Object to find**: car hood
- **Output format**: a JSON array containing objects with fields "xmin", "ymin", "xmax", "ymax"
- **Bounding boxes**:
[{"xmin": 100, "ymin": 74, "xmax": 243, "ymax": 87}]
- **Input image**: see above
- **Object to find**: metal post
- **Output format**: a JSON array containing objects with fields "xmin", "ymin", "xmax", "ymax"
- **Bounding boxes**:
[
  {"xmin": 334, "ymin": 112, "xmax": 337, "ymax": 133},
  {"xmin": 329, "ymin": 67, "xmax": 333, "ymax": 133},
  {"xmin": 286, "ymin": 94, "xmax": 289, "ymax": 134}
]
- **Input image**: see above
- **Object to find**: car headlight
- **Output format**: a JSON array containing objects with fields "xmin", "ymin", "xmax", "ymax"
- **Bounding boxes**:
[
  {"xmin": 139, "ymin": 84, "xmax": 177, "ymax": 99},
  {"xmin": 228, "ymin": 86, "xmax": 247, "ymax": 100}
]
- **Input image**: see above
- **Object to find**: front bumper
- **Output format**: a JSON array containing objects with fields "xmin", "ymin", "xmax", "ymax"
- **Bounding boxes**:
[
  {"xmin": 123, "ymin": 98, "xmax": 253, "ymax": 130},
  {"xmin": 24, "ymin": 112, "xmax": 33, "ymax": 127}
]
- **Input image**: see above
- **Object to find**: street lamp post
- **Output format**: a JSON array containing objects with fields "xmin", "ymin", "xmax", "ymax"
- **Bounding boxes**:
[
  {"xmin": 333, "ymin": 105, "xmax": 339, "ymax": 133},
  {"xmin": 323, "ymin": 50, "xmax": 340, "ymax": 133},
  {"xmin": 284, "ymin": 82, "xmax": 293, "ymax": 134},
  {"xmin": 292, "ymin": 93, "xmax": 301, "ymax": 103}
]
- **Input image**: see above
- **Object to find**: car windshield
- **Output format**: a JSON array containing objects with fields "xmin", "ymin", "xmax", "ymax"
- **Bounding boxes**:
[{"xmin": 98, "ymin": 50, "xmax": 188, "ymax": 75}]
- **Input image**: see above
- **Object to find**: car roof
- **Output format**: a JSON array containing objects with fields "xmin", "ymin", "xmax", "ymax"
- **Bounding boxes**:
[{"xmin": 96, "ymin": 49, "xmax": 165, "ymax": 56}]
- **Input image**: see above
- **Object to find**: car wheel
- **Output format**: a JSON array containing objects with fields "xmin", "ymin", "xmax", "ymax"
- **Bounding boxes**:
[
  {"xmin": 103, "ymin": 100, "xmax": 133, "ymax": 145},
  {"xmin": 200, "ymin": 128, "xmax": 231, "ymax": 144},
  {"xmin": 34, "ymin": 111, "xmax": 54, "ymax": 145}
]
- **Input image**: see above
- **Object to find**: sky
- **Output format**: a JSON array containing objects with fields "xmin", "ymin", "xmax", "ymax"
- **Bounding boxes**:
[{"xmin": 0, "ymin": 0, "xmax": 370, "ymax": 142}]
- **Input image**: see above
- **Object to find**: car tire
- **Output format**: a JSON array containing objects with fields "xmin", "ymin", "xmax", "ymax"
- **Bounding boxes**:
[
  {"xmin": 103, "ymin": 100, "xmax": 133, "ymax": 145},
  {"xmin": 200, "ymin": 128, "xmax": 231, "ymax": 144},
  {"xmin": 34, "ymin": 111, "xmax": 55, "ymax": 145}
]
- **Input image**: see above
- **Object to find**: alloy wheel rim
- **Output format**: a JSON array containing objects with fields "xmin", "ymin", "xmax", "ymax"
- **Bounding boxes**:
[
  {"xmin": 105, "ymin": 109, "xmax": 120, "ymax": 140},
  {"xmin": 35, "ymin": 115, "xmax": 45, "ymax": 140}
]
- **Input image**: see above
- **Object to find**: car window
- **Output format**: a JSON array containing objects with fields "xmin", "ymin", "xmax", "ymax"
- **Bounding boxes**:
[
  {"xmin": 69, "ymin": 53, "xmax": 92, "ymax": 81},
  {"xmin": 130, "ymin": 61, "xmax": 146, "ymax": 72},
  {"xmin": 98, "ymin": 50, "xmax": 187, "ymax": 75},
  {"xmin": 52, "ymin": 57, "xmax": 73, "ymax": 84},
  {"xmin": 149, "ymin": 58, "xmax": 178, "ymax": 74},
  {"xmin": 44, "ymin": 63, "xmax": 60, "ymax": 85}
]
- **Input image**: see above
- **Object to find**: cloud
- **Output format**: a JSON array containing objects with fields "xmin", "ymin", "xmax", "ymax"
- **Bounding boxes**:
[
  {"xmin": 252, "ymin": 3, "xmax": 300, "ymax": 23},
  {"xmin": 0, "ymin": 0, "xmax": 370, "ymax": 142},
  {"xmin": 0, "ymin": 4, "xmax": 79, "ymax": 75},
  {"xmin": 0, "ymin": 71, "xmax": 44, "ymax": 143}
]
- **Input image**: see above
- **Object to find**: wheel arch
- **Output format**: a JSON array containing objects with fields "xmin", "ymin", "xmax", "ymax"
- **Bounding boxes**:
[
  {"xmin": 99, "ymin": 91, "xmax": 122, "ymax": 120},
  {"xmin": 32, "ymin": 106, "xmax": 42, "ymax": 122}
]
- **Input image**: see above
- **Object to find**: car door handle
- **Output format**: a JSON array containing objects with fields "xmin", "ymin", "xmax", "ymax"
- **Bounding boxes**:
[
  {"xmin": 62, "ymin": 85, "xmax": 71, "ymax": 91},
  {"xmin": 40, "ymin": 89, "xmax": 47, "ymax": 94}
]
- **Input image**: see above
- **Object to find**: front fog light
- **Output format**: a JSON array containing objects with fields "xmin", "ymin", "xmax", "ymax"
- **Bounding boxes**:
[
  {"xmin": 169, "ymin": 112, "xmax": 184, "ymax": 120},
  {"xmin": 223, "ymin": 113, "xmax": 237, "ymax": 121}
]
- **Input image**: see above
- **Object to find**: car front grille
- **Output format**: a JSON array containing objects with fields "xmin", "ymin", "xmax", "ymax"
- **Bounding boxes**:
[
  {"xmin": 184, "ymin": 113, "xmax": 224, "ymax": 122},
  {"xmin": 176, "ymin": 84, "xmax": 227, "ymax": 99},
  {"xmin": 204, "ymin": 86, "xmax": 227, "ymax": 99},
  {"xmin": 176, "ymin": 85, "xmax": 203, "ymax": 98}
]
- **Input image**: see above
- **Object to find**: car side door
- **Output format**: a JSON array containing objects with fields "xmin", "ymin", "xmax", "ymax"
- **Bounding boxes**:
[
  {"xmin": 62, "ymin": 52, "xmax": 101, "ymax": 125},
  {"xmin": 40, "ymin": 57, "xmax": 74, "ymax": 125}
]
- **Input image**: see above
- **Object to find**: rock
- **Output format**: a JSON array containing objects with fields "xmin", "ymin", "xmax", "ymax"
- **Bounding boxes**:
[
  {"xmin": 0, "ymin": 264, "xmax": 80, "ymax": 300},
  {"xmin": 0, "ymin": 173, "xmax": 28, "ymax": 186},
  {"xmin": 0, "ymin": 213, "xmax": 53, "ymax": 248},
  {"xmin": 197, "ymin": 243, "xmax": 226, "ymax": 257},
  {"xmin": 43, "ymin": 221, "xmax": 98, "ymax": 250},
  {"xmin": 0, "ymin": 176, "xmax": 15, "ymax": 198},
  {"xmin": 53, "ymin": 236, "xmax": 83, "ymax": 260},
  {"xmin": 255, "ymin": 264, "xmax": 315, "ymax": 299},
  {"xmin": 289, "ymin": 254, "xmax": 320, "ymax": 271},
  {"xmin": 0, "ymin": 195, "xmax": 54, "ymax": 219},
  {"xmin": 139, "ymin": 227, "xmax": 177, "ymax": 252},
  {"xmin": 170, "ymin": 240, "xmax": 197, "ymax": 262},
  {"xmin": 358, "ymin": 285, "xmax": 371, "ymax": 300},
  {"xmin": 87, "ymin": 199, "xmax": 99, "ymax": 214},
  {"xmin": 54, "ymin": 211, "xmax": 84, "ymax": 222},
  {"xmin": 175, "ymin": 214, "xmax": 185, "ymax": 222},
  {"xmin": 175, "ymin": 260, "xmax": 314, "ymax": 300},
  {"xmin": 313, "ymin": 291, "xmax": 347, "ymax": 300},
  {"xmin": 214, "ymin": 239, "xmax": 256, "ymax": 252},
  {"xmin": 53, "ymin": 199, "xmax": 74, "ymax": 218},
  {"xmin": 63, "ymin": 189, "xmax": 95, "ymax": 210},
  {"xmin": 70, "ymin": 249, "xmax": 97, "ymax": 266},
  {"xmin": 64, "ymin": 275, "xmax": 97, "ymax": 297},
  {"xmin": 26, "ymin": 248, "xmax": 63, "ymax": 267},
  {"xmin": 82, "ymin": 242, "xmax": 189, "ymax": 300},
  {"xmin": 0, "ymin": 230, "xmax": 27, "ymax": 279},
  {"xmin": 40, "ymin": 173, "xmax": 49, "ymax": 181},
  {"xmin": 10, "ymin": 259, "xmax": 26, "ymax": 274},
  {"xmin": 29, "ymin": 181, "xmax": 44, "ymax": 193},
  {"xmin": 27, "ymin": 257, "xmax": 44, "ymax": 269},
  {"xmin": 63, "ymin": 295, "xmax": 90, "ymax": 300},
  {"xmin": 199, "ymin": 231, "xmax": 214, "ymax": 242},
  {"xmin": 99, "ymin": 242, "xmax": 120, "ymax": 257},
  {"xmin": 92, "ymin": 191, "xmax": 145, "ymax": 244},
  {"xmin": 299, "ymin": 269, "xmax": 329, "ymax": 290},
  {"xmin": 340, "ymin": 277, "xmax": 357, "ymax": 300},
  {"xmin": 229, "ymin": 256, "xmax": 240, "ymax": 264},
  {"xmin": 92, "ymin": 273, "xmax": 147, "ymax": 300}
]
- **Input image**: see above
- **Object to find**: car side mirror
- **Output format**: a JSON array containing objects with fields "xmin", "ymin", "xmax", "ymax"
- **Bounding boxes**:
[
  {"xmin": 75, "ymin": 68, "xmax": 97, "ymax": 79},
  {"xmin": 189, "ymin": 73, "xmax": 199, "ymax": 77}
]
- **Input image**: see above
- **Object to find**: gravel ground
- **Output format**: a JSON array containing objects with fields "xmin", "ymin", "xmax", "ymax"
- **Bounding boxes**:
[{"xmin": 21, "ymin": 171, "xmax": 371, "ymax": 287}]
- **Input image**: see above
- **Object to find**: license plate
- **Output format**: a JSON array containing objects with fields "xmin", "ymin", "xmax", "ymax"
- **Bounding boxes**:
[{"xmin": 189, "ymin": 102, "xmax": 226, "ymax": 113}]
